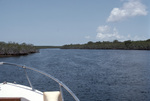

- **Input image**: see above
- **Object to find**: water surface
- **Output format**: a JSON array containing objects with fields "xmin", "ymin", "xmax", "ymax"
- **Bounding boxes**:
[{"xmin": 0, "ymin": 49, "xmax": 150, "ymax": 101}]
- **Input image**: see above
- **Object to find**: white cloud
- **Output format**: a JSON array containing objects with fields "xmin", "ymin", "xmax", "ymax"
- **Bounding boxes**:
[
  {"xmin": 97, "ymin": 25, "xmax": 110, "ymax": 33},
  {"xmin": 96, "ymin": 25, "xmax": 125, "ymax": 41},
  {"xmin": 107, "ymin": 0, "xmax": 148, "ymax": 22},
  {"xmin": 96, "ymin": 25, "xmax": 147, "ymax": 41}
]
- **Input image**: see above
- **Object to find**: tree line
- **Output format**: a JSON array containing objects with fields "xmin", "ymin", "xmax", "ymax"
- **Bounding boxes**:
[
  {"xmin": 0, "ymin": 42, "xmax": 37, "ymax": 56},
  {"xmin": 61, "ymin": 39, "xmax": 150, "ymax": 50},
  {"xmin": 35, "ymin": 46, "xmax": 61, "ymax": 49}
]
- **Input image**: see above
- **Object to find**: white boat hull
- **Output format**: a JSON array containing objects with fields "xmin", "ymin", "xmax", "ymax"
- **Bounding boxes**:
[
  {"xmin": 0, "ymin": 62, "xmax": 79, "ymax": 101},
  {"xmin": 0, "ymin": 82, "xmax": 43, "ymax": 101}
]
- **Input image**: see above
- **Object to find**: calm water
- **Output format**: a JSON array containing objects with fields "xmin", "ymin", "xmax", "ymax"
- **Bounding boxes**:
[{"xmin": 0, "ymin": 49, "xmax": 150, "ymax": 101}]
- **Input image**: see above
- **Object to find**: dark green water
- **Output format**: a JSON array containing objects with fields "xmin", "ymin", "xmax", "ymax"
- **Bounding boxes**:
[{"xmin": 0, "ymin": 49, "xmax": 150, "ymax": 101}]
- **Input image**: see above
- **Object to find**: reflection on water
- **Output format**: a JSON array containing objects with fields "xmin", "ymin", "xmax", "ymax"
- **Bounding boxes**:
[{"xmin": 0, "ymin": 49, "xmax": 150, "ymax": 101}]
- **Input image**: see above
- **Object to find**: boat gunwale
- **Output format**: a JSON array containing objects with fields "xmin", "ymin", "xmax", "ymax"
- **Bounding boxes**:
[{"xmin": 0, "ymin": 62, "xmax": 80, "ymax": 101}]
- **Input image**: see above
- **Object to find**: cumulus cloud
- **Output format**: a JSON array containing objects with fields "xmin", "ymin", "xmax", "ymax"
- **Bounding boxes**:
[
  {"xmin": 96, "ymin": 25, "xmax": 147, "ymax": 41},
  {"xmin": 107, "ymin": 0, "xmax": 148, "ymax": 22},
  {"xmin": 96, "ymin": 25, "xmax": 125, "ymax": 41}
]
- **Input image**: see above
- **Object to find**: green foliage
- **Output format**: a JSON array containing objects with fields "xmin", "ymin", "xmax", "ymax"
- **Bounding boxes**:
[
  {"xmin": 61, "ymin": 39, "xmax": 150, "ymax": 50},
  {"xmin": 113, "ymin": 40, "xmax": 119, "ymax": 43},
  {"xmin": 146, "ymin": 39, "xmax": 150, "ymax": 42},
  {"xmin": 124, "ymin": 40, "xmax": 132, "ymax": 49},
  {"xmin": 35, "ymin": 46, "xmax": 61, "ymax": 49},
  {"xmin": 0, "ymin": 42, "xmax": 37, "ymax": 56}
]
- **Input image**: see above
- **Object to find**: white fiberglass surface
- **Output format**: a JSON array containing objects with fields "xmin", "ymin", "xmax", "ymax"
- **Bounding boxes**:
[{"xmin": 0, "ymin": 82, "xmax": 43, "ymax": 101}]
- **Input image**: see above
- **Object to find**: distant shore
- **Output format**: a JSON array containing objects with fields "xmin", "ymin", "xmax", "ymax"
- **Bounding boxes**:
[
  {"xmin": 61, "ymin": 39, "xmax": 150, "ymax": 50},
  {"xmin": 35, "ymin": 46, "xmax": 61, "ymax": 49},
  {"xmin": 1, "ymin": 39, "xmax": 150, "ymax": 57},
  {"xmin": 0, "ymin": 42, "xmax": 37, "ymax": 57}
]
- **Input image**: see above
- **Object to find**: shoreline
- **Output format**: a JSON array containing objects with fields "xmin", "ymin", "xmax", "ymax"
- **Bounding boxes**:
[{"xmin": 0, "ymin": 52, "xmax": 37, "ymax": 57}]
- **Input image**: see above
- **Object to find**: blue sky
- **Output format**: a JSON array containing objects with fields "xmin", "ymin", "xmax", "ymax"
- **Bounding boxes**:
[{"xmin": 0, "ymin": 0, "xmax": 149, "ymax": 46}]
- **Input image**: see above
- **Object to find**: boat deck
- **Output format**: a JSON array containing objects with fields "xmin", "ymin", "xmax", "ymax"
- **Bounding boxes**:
[{"xmin": 0, "ymin": 82, "xmax": 43, "ymax": 101}]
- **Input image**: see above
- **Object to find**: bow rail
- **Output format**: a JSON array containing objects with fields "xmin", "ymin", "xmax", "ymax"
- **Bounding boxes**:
[{"xmin": 0, "ymin": 62, "xmax": 79, "ymax": 101}]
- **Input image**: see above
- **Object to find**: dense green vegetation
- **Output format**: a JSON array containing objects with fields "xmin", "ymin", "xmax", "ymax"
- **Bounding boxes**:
[
  {"xmin": 0, "ymin": 42, "xmax": 37, "ymax": 56},
  {"xmin": 61, "ymin": 39, "xmax": 150, "ymax": 50},
  {"xmin": 35, "ymin": 46, "xmax": 61, "ymax": 49},
  {"xmin": 1, "ymin": 39, "xmax": 149, "ymax": 57}
]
